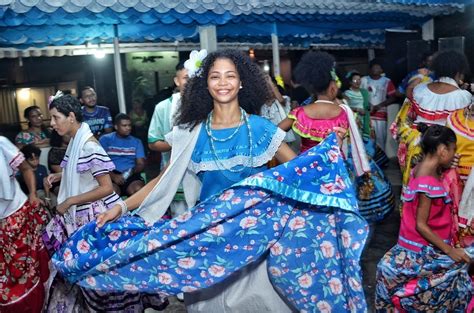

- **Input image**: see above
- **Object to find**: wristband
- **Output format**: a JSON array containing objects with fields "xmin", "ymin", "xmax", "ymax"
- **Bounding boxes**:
[{"xmin": 117, "ymin": 200, "xmax": 128, "ymax": 216}]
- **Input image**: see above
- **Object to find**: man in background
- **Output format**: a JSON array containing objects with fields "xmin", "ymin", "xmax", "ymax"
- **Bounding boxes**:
[
  {"xmin": 361, "ymin": 60, "xmax": 396, "ymax": 151},
  {"xmin": 100, "ymin": 113, "xmax": 146, "ymax": 197},
  {"xmin": 148, "ymin": 61, "xmax": 188, "ymax": 217},
  {"xmin": 80, "ymin": 86, "xmax": 113, "ymax": 138}
]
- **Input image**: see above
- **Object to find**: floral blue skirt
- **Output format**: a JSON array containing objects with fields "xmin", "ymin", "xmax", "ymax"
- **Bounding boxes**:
[
  {"xmin": 52, "ymin": 133, "xmax": 369, "ymax": 312},
  {"xmin": 376, "ymin": 244, "xmax": 473, "ymax": 312}
]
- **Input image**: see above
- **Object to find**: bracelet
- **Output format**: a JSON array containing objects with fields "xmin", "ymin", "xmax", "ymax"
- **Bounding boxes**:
[{"xmin": 117, "ymin": 200, "xmax": 128, "ymax": 217}]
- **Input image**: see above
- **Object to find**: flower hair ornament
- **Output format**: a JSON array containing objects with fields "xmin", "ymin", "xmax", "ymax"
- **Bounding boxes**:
[
  {"xmin": 184, "ymin": 49, "xmax": 208, "ymax": 78},
  {"xmin": 275, "ymin": 75, "xmax": 285, "ymax": 89},
  {"xmin": 330, "ymin": 67, "xmax": 342, "ymax": 89},
  {"xmin": 48, "ymin": 90, "xmax": 64, "ymax": 106}
]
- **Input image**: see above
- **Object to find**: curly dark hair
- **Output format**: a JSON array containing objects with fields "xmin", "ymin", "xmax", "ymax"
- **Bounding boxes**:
[
  {"xmin": 49, "ymin": 93, "xmax": 83, "ymax": 122},
  {"xmin": 431, "ymin": 50, "xmax": 470, "ymax": 79},
  {"xmin": 176, "ymin": 49, "xmax": 272, "ymax": 129},
  {"xmin": 293, "ymin": 51, "xmax": 336, "ymax": 96}
]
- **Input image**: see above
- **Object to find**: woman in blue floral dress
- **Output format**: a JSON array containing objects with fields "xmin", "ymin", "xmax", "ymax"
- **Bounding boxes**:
[{"xmin": 52, "ymin": 50, "xmax": 368, "ymax": 312}]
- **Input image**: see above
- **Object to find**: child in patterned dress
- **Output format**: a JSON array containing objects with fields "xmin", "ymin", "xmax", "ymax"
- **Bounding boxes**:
[{"xmin": 376, "ymin": 124, "xmax": 473, "ymax": 312}]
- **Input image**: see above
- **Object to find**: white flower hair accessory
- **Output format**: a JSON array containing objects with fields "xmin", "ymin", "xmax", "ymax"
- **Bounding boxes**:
[
  {"xmin": 184, "ymin": 49, "xmax": 208, "ymax": 78},
  {"xmin": 48, "ymin": 90, "xmax": 64, "ymax": 106}
]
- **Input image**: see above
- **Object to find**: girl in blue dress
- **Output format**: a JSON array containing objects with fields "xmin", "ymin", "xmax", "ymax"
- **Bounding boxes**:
[{"xmin": 52, "ymin": 50, "xmax": 368, "ymax": 312}]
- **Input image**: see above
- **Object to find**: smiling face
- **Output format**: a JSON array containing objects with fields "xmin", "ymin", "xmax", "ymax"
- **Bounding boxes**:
[
  {"xmin": 49, "ymin": 107, "xmax": 74, "ymax": 136},
  {"xmin": 207, "ymin": 58, "xmax": 241, "ymax": 106},
  {"xmin": 351, "ymin": 75, "xmax": 361, "ymax": 89}
]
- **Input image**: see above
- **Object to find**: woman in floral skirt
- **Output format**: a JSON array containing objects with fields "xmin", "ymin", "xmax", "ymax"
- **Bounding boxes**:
[
  {"xmin": 52, "ymin": 49, "xmax": 369, "ymax": 312},
  {"xmin": 0, "ymin": 136, "xmax": 48, "ymax": 313}
]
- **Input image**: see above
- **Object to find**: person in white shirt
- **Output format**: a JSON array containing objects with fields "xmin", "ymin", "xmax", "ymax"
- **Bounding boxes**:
[
  {"xmin": 148, "ymin": 61, "xmax": 189, "ymax": 217},
  {"xmin": 361, "ymin": 60, "xmax": 397, "ymax": 151}
]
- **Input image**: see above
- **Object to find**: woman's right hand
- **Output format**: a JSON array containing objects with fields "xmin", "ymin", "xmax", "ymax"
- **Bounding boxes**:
[
  {"xmin": 96, "ymin": 204, "xmax": 122, "ymax": 228},
  {"xmin": 44, "ymin": 173, "xmax": 61, "ymax": 189},
  {"xmin": 447, "ymin": 247, "xmax": 471, "ymax": 263},
  {"xmin": 450, "ymin": 153, "xmax": 460, "ymax": 169}
]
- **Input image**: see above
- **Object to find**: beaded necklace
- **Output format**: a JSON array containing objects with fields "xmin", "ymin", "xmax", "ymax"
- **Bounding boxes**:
[
  {"xmin": 205, "ymin": 107, "xmax": 254, "ymax": 174},
  {"xmin": 205, "ymin": 107, "xmax": 245, "ymax": 142},
  {"xmin": 314, "ymin": 100, "xmax": 334, "ymax": 105}
]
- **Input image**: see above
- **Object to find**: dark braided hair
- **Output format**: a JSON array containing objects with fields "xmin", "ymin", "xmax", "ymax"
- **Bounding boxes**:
[
  {"xmin": 417, "ymin": 124, "xmax": 456, "ymax": 155},
  {"xmin": 293, "ymin": 51, "xmax": 336, "ymax": 96},
  {"xmin": 49, "ymin": 93, "xmax": 83, "ymax": 122},
  {"xmin": 176, "ymin": 49, "xmax": 272, "ymax": 129}
]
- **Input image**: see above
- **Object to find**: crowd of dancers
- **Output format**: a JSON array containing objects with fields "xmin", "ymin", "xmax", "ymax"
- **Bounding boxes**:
[{"xmin": 1, "ymin": 48, "xmax": 473, "ymax": 312}]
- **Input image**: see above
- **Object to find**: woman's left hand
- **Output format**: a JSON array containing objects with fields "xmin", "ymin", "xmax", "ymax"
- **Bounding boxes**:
[
  {"xmin": 56, "ymin": 197, "xmax": 73, "ymax": 215},
  {"xmin": 28, "ymin": 193, "xmax": 44, "ymax": 206},
  {"xmin": 333, "ymin": 127, "xmax": 348, "ymax": 145}
]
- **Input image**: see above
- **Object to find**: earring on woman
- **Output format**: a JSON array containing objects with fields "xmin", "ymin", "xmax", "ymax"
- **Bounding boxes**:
[{"xmin": 239, "ymin": 84, "xmax": 243, "ymax": 89}]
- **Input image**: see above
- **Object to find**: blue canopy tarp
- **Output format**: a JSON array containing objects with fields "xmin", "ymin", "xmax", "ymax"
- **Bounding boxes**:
[{"xmin": 0, "ymin": 0, "xmax": 468, "ymax": 49}]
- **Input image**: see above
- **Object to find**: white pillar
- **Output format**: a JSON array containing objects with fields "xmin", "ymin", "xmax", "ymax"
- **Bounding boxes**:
[
  {"xmin": 422, "ymin": 19, "xmax": 434, "ymax": 41},
  {"xmin": 271, "ymin": 23, "xmax": 280, "ymax": 77},
  {"xmin": 113, "ymin": 25, "xmax": 126, "ymax": 114},
  {"xmin": 199, "ymin": 25, "xmax": 217, "ymax": 52}
]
